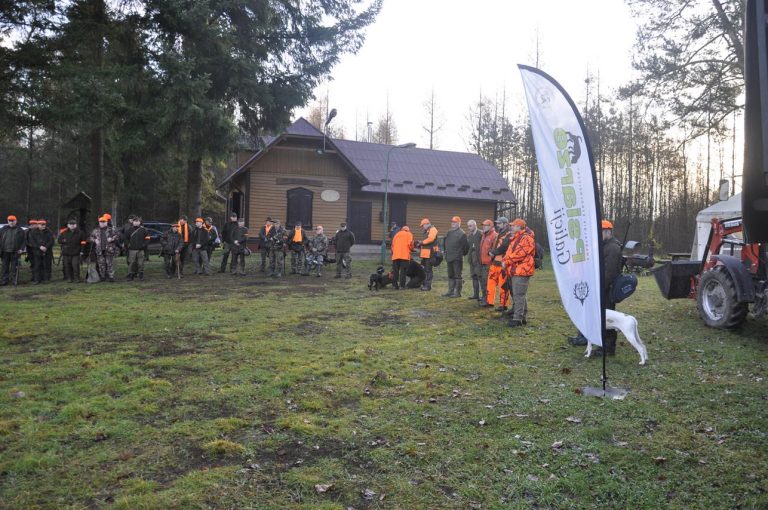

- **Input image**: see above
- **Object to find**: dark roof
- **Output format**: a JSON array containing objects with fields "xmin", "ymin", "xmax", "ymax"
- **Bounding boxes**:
[
  {"xmin": 332, "ymin": 139, "xmax": 515, "ymax": 202},
  {"xmin": 285, "ymin": 118, "xmax": 325, "ymax": 137},
  {"xmin": 219, "ymin": 118, "xmax": 515, "ymax": 203}
]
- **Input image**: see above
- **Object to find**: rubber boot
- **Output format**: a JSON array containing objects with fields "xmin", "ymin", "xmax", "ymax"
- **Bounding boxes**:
[
  {"xmin": 443, "ymin": 278, "xmax": 455, "ymax": 297},
  {"xmin": 468, "ymin": 278, "xmax": 480, "ymax": 300},
  {"xmin": 126, "ymin": 273, "xmax": 134, "ymax": 281},
  {"xmin": 451, "ymin": 279, "xmax": 462, "ymax": 298},
  {"xmin": 605, "ymin": 335, "xmax": 617, "ymax": 356},
  {"xmin": 138, "ymin": 272, "xmax": 144, "ymax": 281}
]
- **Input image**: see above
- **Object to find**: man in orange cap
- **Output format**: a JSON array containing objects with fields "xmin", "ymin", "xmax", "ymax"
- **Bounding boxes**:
[
  {"xmin": 484, "ymin": 217, "xmax": 511, "ymax": 310},
  {"xmin": 161, "ymin": 223, "xmax": 184, "ymax": 278},
  {"xmin": 502, "ymin": 218, "xmax": 536, "ymax": 327},
  {"xmin": 306, "ymin": 225, "xmax": 329, "ymax": 277},
  {"xmin": 390, "ymin": 225, "xmax": 414, "ymax": 289},
  {"xmin": 568, "ymin": 219, "xmax": 623, "ymax": 355},
  {"xmin": 57, "ymin": 218, "xmax": 87, "ymax": 283},
  {"xmin": 1, "ymin": 215, "xmax": 26, "ymax": 285},
  {"xmin": 177, "ymin": 216, "xmax": 190, "ymax": 275},
  {"xmin": 416, "ymin": 218, "xmax": 438, "ymax": 291},
  {"xmin": 38, "ymin": 220, "xmax": 55, "ymax": 282},
  {"xmin": 477, "ymin": 219, "xmax": 497, "ymax": 305},
  {"xmin": 90, "ymin": 216, "xmax": 120, "ymax": 282},
  {"xmin": 124, "ymin": 216, "xmax": 151, "ymax": 281},
  {"xmin": 443, "ymin": 216, "xmax": 468, "ymax": 297},
  {"xmin": 190, "ymin": 217, "xmax": 211, "ymax": 275},
  {"xmin": 26, "ymin": 219, "xmax": 54, "ymax": 284}
]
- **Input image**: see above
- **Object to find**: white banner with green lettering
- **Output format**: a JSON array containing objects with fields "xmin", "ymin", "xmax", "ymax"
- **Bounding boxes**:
[{"xmin": 518, "ymin": 65, "xmax": 605, "ymax": 346}]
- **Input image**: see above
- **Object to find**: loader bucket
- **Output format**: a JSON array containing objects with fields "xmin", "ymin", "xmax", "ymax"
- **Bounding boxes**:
[{"xmin": 651, "ymin": 260, "xmax": 700, "ymax": 299}]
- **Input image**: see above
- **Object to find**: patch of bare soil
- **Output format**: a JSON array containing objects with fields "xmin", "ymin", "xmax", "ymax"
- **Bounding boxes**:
[
  {"xmin": 361, "ymin": 311, "xmax": 400, "ymax": 327},
  {"xmin": 293, "ymin": 321, "xmax": 327, "ymax": 336},
  {"xmin": 83, "ymin": 331, "xmax": 225, "ymax": 357}
]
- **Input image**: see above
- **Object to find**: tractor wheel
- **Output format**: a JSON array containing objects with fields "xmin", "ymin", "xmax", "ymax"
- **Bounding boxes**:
[{"xmin": 697, "ymin": 265, "xmax": 749, "ymax": 329}]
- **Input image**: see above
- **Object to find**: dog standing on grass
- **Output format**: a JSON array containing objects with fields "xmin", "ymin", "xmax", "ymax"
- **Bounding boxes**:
[
  {"xmin": 585, "ymin": 309, "xmax": 648, "ymax": 365},
  {"xmin": 368, "ymin": 266, "xmax": 395, "ymax": 290}
]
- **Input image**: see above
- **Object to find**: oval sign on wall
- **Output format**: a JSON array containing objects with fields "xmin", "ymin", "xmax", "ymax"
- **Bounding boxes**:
[{"xmin": 321, "ymin": 189, "xmax": 340, "ymax": 202}]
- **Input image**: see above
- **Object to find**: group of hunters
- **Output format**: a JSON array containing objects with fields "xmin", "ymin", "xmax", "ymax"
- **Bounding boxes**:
[{"xmin": 1, "ymin": 211, "xmax": 623, "ymax": 355}]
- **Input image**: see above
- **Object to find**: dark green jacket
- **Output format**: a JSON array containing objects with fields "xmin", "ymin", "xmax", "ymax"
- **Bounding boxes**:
[
  {"xmin": 603, "ymin": 237, "xmax": 623, "ymax": 291},
  {"xmin": 466, "ymin": 229, "xmax": 482, "ymax": 266},
  {"xmin": 58, "ymin": 228, "xmax": 87, "ymax": 256},
  {"xmin": 443, "ymin": 228, "xmax": 469, "ymax": 262}
]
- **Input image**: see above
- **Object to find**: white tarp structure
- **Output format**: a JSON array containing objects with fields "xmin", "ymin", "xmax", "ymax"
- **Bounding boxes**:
[{"xmin": 691, "ymin": 192, "xmax": 742, "ymax": 261}]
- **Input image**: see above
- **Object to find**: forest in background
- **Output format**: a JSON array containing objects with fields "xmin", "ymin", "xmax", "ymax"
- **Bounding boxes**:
[{"xmin": 2, "ymin": 0, "xmax": 745, "ymax": 253}]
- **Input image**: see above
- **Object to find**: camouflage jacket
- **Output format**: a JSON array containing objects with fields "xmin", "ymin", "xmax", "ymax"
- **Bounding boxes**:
[
  {"xmin": 90, "ymin": 226, "xmax": 120, "ymax": 255},
  {"xmin": 160, "ymin": 231, "xmax": 184, "ymax": 256},
  {"xmin": 307, "ymin": 234, "xmax": 329, "ymax": 256}
]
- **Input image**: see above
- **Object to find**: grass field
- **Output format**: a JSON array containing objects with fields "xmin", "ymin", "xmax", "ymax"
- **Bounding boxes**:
[{"xmin": 1, "ymin": 254, "xmax": 766, "ymax": 509}]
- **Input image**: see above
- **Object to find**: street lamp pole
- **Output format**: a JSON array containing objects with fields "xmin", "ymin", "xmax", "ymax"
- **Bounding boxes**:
[{"xmin": 380, "ymin": 142, "xmax": 416, "ymax": 265}]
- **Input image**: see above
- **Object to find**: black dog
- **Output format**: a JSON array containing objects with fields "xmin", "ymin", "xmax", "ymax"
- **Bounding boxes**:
[{"xmin": 368, "ymin": 265, "xmax": 395, "ymax": 290}]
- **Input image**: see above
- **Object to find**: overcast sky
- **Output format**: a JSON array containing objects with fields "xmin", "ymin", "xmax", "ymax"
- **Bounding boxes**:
[{"xmin": 294, "ymin": 0, "xmax": 639, "ymax": 152}]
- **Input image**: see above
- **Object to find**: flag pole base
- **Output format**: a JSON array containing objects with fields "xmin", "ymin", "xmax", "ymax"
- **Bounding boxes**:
[{"xmin": 581, "ymin": 386, "xmax": 629, "ymax": 400}]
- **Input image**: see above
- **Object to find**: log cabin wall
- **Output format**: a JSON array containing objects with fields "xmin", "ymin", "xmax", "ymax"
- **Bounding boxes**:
[
  {"xmin": 349, "ymin": 190, "xmax": 496, "ymax": 242},
  {"xmin": 246, "ymin": 147, "xmax": 350, "ymax": 230}
]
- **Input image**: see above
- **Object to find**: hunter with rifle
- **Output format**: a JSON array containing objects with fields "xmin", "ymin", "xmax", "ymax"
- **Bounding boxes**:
[
  {"xmin": 0, "ymin": 215, "xmax": 26, "ymax": 286},
  {"xmin": 57, "ymin": 218, "xmax": 88, "ymax": 283}
]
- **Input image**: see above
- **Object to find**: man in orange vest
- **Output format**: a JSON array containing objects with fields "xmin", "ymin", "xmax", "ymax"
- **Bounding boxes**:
[
  {"xmin": 258, "ymin": 217, "xmax": 273, "ymax": 272},
  {"xmin": 391, "ymin": 225, "xmax": 414, "ymax": 289},
  {"xmin": 177, "ymin": 216, "xmax": 191, "ymax": 275},
  {"xmin": 416, "ymin": 218, "xmax": 438, "ymax": 291},
  {"xmin": 502, "ymin": 218, "xmax": 536, "ymax": 327},
  {"xmin": 478, "ymin": 219, "xmax": 498, "ymax": 306},
  {"xmin": 484, "ymin": 216, "xmax": 511, "ymax": 310},
  {"xmin": 288, "ymin": 221, "xmax": 309, "ymax": 275}
]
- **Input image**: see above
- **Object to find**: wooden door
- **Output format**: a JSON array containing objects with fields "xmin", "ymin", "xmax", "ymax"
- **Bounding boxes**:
[{"xmin": 348, "ymin": 201, "xmax": 372, "ymax": 242}]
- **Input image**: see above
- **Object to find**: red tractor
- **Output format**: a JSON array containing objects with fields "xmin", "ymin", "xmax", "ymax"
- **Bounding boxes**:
[
  {"xmin": 653, "ymin": 0, "xmax": 768, "ymax": 329},
  {"xmin": 653, "ymin": 218, "xmax": 767, "ymax": 328}
]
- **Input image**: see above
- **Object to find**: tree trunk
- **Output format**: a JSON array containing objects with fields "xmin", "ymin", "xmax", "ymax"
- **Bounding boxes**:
[
  {"xmin": 90, "ymin": 127, "xmax": 104, "ymax": 220},
  {"xmin": 186, "ymin": 158, "xmax": 203, "ymax": 217}
]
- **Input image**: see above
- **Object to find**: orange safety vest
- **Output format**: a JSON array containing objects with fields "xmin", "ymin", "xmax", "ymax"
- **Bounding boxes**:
[
  {"xmin": 492, "ymin": 229, "xmax": 511, "ymax": 264},
  {"xmin": 391, "ymin": 227, "xmax": 414, "ymax": 261},
  {"xmin": 292, "ymin": 228, "xmax": 303, "ymax": 243},
  {"xmin": 419, "ymin": 226, "xmax": 438, "ymax": 259},
  {"xmin": 179, "ymin": 222, "xmax": 189, "ymax": 243}
]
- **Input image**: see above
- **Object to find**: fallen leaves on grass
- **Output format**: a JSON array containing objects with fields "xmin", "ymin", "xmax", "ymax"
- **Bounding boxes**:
[
  {"xmin": 315, "ymin": 483, "xmax": 333, "ymax": 493},
  {"xmin": 565, "ymin": 416, "xmax": 582, "ymax": 424}
]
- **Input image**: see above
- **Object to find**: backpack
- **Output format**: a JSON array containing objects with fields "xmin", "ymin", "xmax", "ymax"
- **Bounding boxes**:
[
  {"xmin": 534, "ymin": 241, "xmax": 544, "ymax": 269},
  {"xmin": 430, "ymin": 245, "xmax": 444, "ymax": 267},
  {"xmin": 611, "ymin": 273, "xmax": 638, "ymax": 303}
]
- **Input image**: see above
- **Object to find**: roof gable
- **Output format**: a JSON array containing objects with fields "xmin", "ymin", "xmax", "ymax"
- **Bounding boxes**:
[{"xmin": 285, "ymin": 117, "xmax": 324, "ymax": 137}]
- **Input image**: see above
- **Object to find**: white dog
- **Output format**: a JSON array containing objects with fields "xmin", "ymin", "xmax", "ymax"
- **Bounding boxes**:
[{"xmin": 585, "ymin": 309, "xmax": 648, "ymax": 365}]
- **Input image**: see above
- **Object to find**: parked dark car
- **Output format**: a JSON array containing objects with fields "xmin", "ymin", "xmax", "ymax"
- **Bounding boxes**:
[
  {"xmin": 143, "ymin": 221, "xmax": 172, "ymax": 233},
  {"xmin": 117, "ymin": 227, "xmax": 166, "ymax": 256}
]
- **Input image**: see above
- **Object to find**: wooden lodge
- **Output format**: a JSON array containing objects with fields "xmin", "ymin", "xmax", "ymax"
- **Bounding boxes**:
[{"xmin": 218, "ymin": 118, "xmax": 516, "ymax": 243}]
